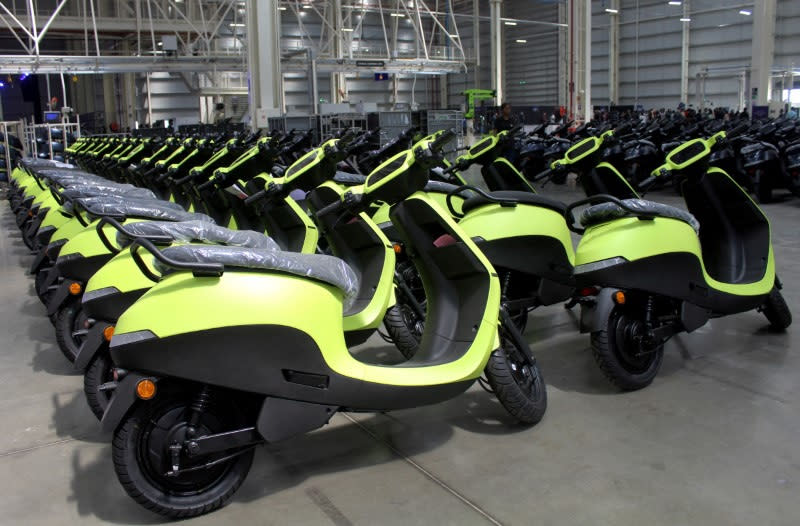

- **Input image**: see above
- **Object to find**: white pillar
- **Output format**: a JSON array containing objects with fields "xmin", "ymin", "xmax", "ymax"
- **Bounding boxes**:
[
  {"xmin": 680, "ymin": 1, "xmax": 690, "ymax": 105},
  {"xmin": 608, "ymin": 0, "xmax": 619, "ymax": 106},
  {"xmin": 584, "ymin": 0, "xmax": 591, "ymax": 122},
  {"xmin": 473, "ymin": 0, "xmax": 481, "ymax": 87},
  {"xmin": 751, "ymin": 0, "xmax": 776, "ymax": 107},
  {"xmin": 247, "ymin": 0, "xmax": 282, "ymax": 129},
  {"xmin": 489, "ymin": 0, "xmax": 503, "ymax": 103},
  {"xmin": 330, "ymin": 0, "xmax": 347, "ymax": 104},
  {"xmin": 558, "ymin": 0, "xmax": 568, "ymax": 108}
]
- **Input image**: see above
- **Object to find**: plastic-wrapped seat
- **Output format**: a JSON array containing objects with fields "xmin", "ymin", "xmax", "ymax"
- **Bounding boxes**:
[
  {"xmin": 73, "ymin": 197, "xmax": 213, "ymax": 223},
  {"xmin": 155, "ymin": 245, "xmax": 359, "ymax": 308},
  {"xmin": 580, "ymin": 198, "xmax": 700, "ymax": 233},
  {"xmin": 61, "ymin": 184, "xmax": 157, "ymax": 202},
  {"xmin": 333, "ymin": 172, "xmax": 367, "ymax": 185},
  {"xmin": 117, "ymin": 220, "xmax": 278, "ymax": 251}
]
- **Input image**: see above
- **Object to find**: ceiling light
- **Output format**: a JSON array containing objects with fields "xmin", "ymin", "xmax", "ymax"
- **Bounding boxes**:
[
  {"xmin": 448, "ymin": 34, "xmax": 459, "ymax": 38},
  {"xmin": 739, "ymin": 9, "xmax": 751, "ymax": 15},
  {"xmin": 390, "ymin": 13, "xmax": 404, "ymax": 17},
  {"xmin": 302, "ymin": 4, "xmax": 312, "ymax": 9},
  {"xmin": 279, "ymin": 6, "xmax": 287, "ymax": 10},
  {"xmin": 516, "ymin": 39, "xmax": 527, "ymax": 43},
  {"xmin": 718, "ymin": 23, "xmax": 730, "ymax": 27},
  {"xmin": 680, "ymin": 17, "xmax": 691, "ymax": 21},
  {"xmin": 342, "ymin": 28, "xmax": 354, "ymax": 31},
  {"xmin": 605, "ymin": 8, "xmax": 618, "ymax": 14},
  {"xmin": 668, "ymin": 1, "xmax": 681, "ymax": 5},
  {"xmin": 229, "ymin": 23, "xmax": 245, "ymax": 27},
  {"xmin": 504, "ymin": 21, "xmax": 517, "ymax": 26},
  {"xmin": 157, "ymin": 41, "xmax": 163, "ymax": 46}
]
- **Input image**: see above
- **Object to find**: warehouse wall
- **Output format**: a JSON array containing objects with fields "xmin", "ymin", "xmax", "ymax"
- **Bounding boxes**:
[{"xmin": 591, "ymin": 0, "xmax": 800, "ymax": 111}]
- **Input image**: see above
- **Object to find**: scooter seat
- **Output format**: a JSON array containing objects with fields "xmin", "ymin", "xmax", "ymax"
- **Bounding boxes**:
[
  {"xmin": 155, "ymin": 245, "xmax": 359, "ymax": 306},
  {"xmin": 580, "ymin": 198, "xmax": 700, "ymax": 233},
  {"xmin": 62, "ymin": 184, "xmax": 157, "ymax": 202},
  {"xmin": 74, "ymin": 197, "xmax": 213, "ymax": 223},
  {"xmin": 117, "ymin": 220, "xmax": 279, "ymax": 251},
  {"xmin": 333, "ymin": 172, "xmax": 367, "ymax": 185},
  {"xmin": 423, "ymin": 180, "xmax": 463, "ymax": 194},
  {"xmin": 461, "ymin": 190, "xmax": 568, "ymax": 216}
]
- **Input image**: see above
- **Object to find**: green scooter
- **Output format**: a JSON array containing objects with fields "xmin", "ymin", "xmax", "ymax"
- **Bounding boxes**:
[
  {"xmin": 568, "ymin": 130, "xmax": 792, "ymax": 390},
  {"xmin": 100, "ymin": 135, "xmax": 546, "ymax": 518}
]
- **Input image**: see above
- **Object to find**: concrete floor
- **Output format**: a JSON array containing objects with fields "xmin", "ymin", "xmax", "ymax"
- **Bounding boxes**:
[{"xmin": 0, "ymin": 184, "xmax": 798, "ymax": 526}]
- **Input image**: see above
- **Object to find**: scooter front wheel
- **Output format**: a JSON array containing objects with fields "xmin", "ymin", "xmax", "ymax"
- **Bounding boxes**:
[
  {"xmin": 54, "ymin": 300, "xmax": 88, "ymax": 363},
  {"xmin": 762, "ymin": 286, "xmax": 792, "ymax": 331},
  {"xmin": 84, "ymin": 352, "xmax": 114, "ymax": 420},
  {"xmin": 113, "ymin": 389, "xmax": 254, "ymax": 519},
  {"xmin": 591, "ymin": 307, "xmax": 663, "ymax": 391},
  {"xmin": 485, "ymin": 338, "xmax": 547, "ymax": 425}
]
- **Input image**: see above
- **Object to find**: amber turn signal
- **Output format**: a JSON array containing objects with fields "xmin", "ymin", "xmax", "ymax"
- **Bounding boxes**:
[
  {"xmin": 68, "ymin": 282, "xmax": 82, "ymax": 295},
  {"xmin": 393, "ymin": 243, "xmax": 403, "ymax": 254},
  {"xmin": 613, "ymin": 290, "xmax": 626, "ymax": 305},
  {"xmin": 136, "ymin": 379, "xmax": 157, "ymax": 400},
  {"xmin": 103, "ymin": 326, "xmax": 115, "ymax": 342}
]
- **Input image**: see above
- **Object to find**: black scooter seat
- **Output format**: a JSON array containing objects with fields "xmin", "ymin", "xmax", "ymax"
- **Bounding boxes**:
[
  {"xmin": 461, "ymin": 191, "xmax": 568, "ymax": 216},
  {"xmin": 117, "ymin": 220, "xmax": 278, "ymax": 251},
  {"xmin": 580, "ymin": 198, "xmax": 700, "ymax": 233},
  {"xmin": 333, "ymin": 172, "xmax": 367, "ymax": 185},
  {"xmin": 156, "ymin": 245, "xmax": 359, "ymax": 304}
]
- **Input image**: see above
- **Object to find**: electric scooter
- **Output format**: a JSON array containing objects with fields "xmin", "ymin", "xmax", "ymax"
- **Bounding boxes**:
[
  {"xmin": 567, "ymin": 130, "xmax": 792, "ymax": 390},
  {"xmin": 99, "ymin": 135, "xmax": 546, "ymax": 518}
]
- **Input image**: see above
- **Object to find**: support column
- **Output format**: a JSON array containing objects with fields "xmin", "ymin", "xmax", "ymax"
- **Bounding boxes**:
[
  {"xmin": 680, "ymin": 1, "xmax": 690, "ymax": 105},
  {"xmin": 751, "ymin": 0, "xmax": 776, "ymax": 108},
  {"xmin": 608, "ymin": 0, "xmax": 619, "ymax": 106},
  {"xmin": 102, "ymin": 74, "xmax": 116, "ymax": 130},
  {"xmin": 247, "ymin": 0, "xmax": 282, "ymax": 129},
  {"xmin": 584, "ymin": 0, "xmax": 591, "ymax": 123},
  {"xmin": 558, "ymin": 0, "xmax": 568, "ymax": 108},
  {"xmin": 473, "ymin": 0, "xmax": 480, "ymax": 88},
  {"xmin": 489, "ymin": 0, "xmax": 503, "ymax": 103},
  {"xmin": 330, "ymin": 0, "xmax": 347, "ymax": 104}
]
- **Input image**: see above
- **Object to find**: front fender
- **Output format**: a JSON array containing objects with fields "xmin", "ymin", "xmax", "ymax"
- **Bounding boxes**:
[
  {"xmin": 579, "ymin": 288, "xmax": 616, "ymax": 333},
  {"xmin": 100, "ymin": 373, "xmax": 156, "ymax": 433},
  {"xmin": 73, "ymin": 322, "xmax": 112, "ymax": 371},
  {"xmin": 46, "ymin": 279, "xmax": 81, "ymax": 316}
]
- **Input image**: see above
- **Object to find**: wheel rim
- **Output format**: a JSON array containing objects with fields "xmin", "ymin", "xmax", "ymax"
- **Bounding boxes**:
[
  {"xmin": 400, "ymin": 303, "xmax": 424, "ymax": 341},
  {"xmin": 612, "ymin": 313, "xmax": 658, "ymax": 374},
  {"xmin": 502, "ymin": 342, "xmax": 542, "ymax": 397},
  {"xmin": 137, "ymin": 403, "xmax": 235, "ymax": 496}
]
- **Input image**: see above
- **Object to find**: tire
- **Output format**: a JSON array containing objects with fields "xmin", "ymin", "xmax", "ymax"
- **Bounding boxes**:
[
  {"xmin": 112, "ymin": 388, "xmax": 255, "ymax": 519},
  {"xmin": 484, "ymin": 338, "xmax": 547, "ymax": 425},
  {"xmin": 591, "ymin": 307, "xmax": 664, "ymax": 391},
  {"xmin": 383, "ymin": 304, "xmax": 421, "ymax": 360},
  {"xmin": 762, "ymin": 286, "xmax": 792, "ymax": 331},
  {"xmin": 54, "ymin": 299, "xmax": 88, "ymax": 363},
  {"xmin": 84, "ymin": 352, "xmax": 114, "ymax": 420}
]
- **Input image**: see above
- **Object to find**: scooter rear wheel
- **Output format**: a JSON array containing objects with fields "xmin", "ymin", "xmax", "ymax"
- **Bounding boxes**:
[
  {"xmin": 485, "ymin": 337, "xmax": 547, "ymax": 425},
  {"xmin": 591, "ymin": 307, "xmax": 664, "ymax": 391},
  {"xmin": 112, "ymin": 388, "xmax": 254, "ymax": 519}
]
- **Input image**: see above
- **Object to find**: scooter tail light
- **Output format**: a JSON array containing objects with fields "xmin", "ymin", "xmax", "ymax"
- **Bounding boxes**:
[{"xmin": 579, "ymin": 286, "xmax": 600, "ymax": 297}]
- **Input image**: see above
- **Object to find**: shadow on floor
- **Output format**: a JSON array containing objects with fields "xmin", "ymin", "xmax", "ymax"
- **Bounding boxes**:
[{"xmin": 68, "ymin": 413, "xmax": 455, "ymax": 524}]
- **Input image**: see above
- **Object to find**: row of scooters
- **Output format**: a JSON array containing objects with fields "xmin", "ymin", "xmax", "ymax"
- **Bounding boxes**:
[
  {"xmin": 6, "ymin": 121, "xmax": 791, "ymax": 519},
  {"xmin": 516, "ymin": 115, "xmax": 800, "ymax": 203}
]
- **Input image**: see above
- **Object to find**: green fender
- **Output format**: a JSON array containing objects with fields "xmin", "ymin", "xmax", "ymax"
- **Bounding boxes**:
[{"xmin": 40, "ymin": 206, "xmax": 72, "ymax": 232}]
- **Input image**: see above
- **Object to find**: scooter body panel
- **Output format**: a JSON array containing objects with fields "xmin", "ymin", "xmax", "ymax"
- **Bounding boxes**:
[{"xmin": 574, "ymin": 216, "xmax": 774, "ymax": 311}]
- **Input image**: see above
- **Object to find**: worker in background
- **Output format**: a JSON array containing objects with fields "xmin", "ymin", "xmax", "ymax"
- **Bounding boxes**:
[{"xmin": 492, "ymin": 102, "xmax": 515, "ymax": 135}]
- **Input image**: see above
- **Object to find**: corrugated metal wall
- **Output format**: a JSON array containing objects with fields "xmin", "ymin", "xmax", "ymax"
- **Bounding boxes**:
[
  {"xmin": 591, "ymin": 0, "xmax": 799, "ymax": 110},
  {"xmin": 503, "ymin": 1, "xmax": 561, "ymax": 106}
]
